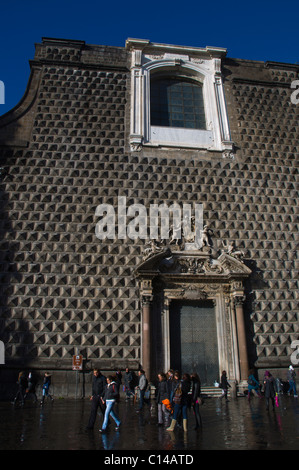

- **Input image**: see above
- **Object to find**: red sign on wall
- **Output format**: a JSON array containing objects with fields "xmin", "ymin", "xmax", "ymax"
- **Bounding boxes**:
[{"xmin": 72, "ymin": 355, "xmax": 83, "ymax": 371}]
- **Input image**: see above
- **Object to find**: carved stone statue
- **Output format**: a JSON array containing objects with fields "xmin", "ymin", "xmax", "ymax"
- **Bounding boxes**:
[
  {"xmin": 143, "ymin": 239, "xmax": 164, "ymax": 260},
  {"xmin": 201, "ymin": 225, "xmax": 213, "ymax": 247},
  {"xmin": 222, "ymin": 240, "xmax": 245, "ymax": 261}
]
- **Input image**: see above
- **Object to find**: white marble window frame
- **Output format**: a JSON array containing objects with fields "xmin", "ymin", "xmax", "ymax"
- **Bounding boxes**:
[{"xmin": 128, "ymin": 45, "xmax": 234, "ymax": 154}]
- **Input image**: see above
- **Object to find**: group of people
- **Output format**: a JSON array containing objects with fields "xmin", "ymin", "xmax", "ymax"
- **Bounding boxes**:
[
  {"xmin": 156, "ymin": 370, "xmax": 202, "ymax": 432},
  {"xmin": 86, "ymin": 367, "xmax": 203, "ymax": 434},
  {"xmin": 247, "ymin": 365, "xmax": 297, "ymax": 410},
  {"xmin": 13, "ymin": 371, "xmax": 54, "ymax": 406},
  {"xmin": 13, "ymin": 364, "xmax": 297, "ymax": 432}
]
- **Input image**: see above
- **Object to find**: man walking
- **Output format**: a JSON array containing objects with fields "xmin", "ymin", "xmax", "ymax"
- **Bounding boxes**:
[
  {"xmin": 86, "ymin": 369, "xmax": 107, "ymax": 430},
  {"xmin": 137, "ymin": 369, "xmax": 148, "ymax": 411}
]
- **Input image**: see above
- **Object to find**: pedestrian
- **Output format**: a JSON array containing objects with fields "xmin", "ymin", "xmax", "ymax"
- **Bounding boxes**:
[
  {"xmin": 190, "ymin": 372, "xmax": 202, "ymax": 429},
  {"xmin": 100, "ymin": 376, "xmax": 121, "ymax": 433},
  {"xmin": 115, "ymin": 370, "xmax": 122, "ymax": 385},
  {"xmin": 263, "ymin": 370, "xmax": 277, "ymax": 411},
  {"xmin": 156, "ymin": 372, "xmax": 170, "ymax": 426},
  {"xmin": 124, "ymin": 367, "xmax": 135, "ymax": 400},
  {"xmin": 287, "ymin": 365, "xmax": 298, "ymax": 397},
  {"xmin": 40, "ymin": 372, "xmax": 54, "ymax": 405},
  {"xmin": 247, "ymin": 369, "xmax": 262, "ymax": 401},
  {"xmin": 137, "ymin": 369, "xmax": 148, "ymax": 411},
  {"xmin": 13, "ymin": 371, "xmax": 28, "ymax": 406},
  {"xmin": 166, "ymin": 369, "xmax": 174, "ymax": 402},
  {"xmin": 167, "ymin": 373, "xmax": 191, "ymax": 432},
  {"xmin": 86, "ymin": 368, "xmax": 107, "ymax": 430},
  {"xmin": 220, "ymin": 370, "xmax": 231, "ymax": 401},
  {"xmin": 24, "ymin": 372, "xmax": 38, "ymax": 403},
  {"xmin": 169, "ymin": 371, "xmax": 180, "ymax": 405}
]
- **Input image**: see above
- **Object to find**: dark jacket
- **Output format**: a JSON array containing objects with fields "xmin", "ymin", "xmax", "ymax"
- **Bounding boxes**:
[
  {"xmin": 180, "ymin": 379, "xmax": 192, "ymax": 406},
  {"xmin": 264, "ymin": 375, "xmax": 277, "ymax": 398},
  {"xmin": 92, "ymin": 373, "xmax": 106, "ymax": 397},
  {"xmin": 102, "ymin": 381, "xmax": 120, "ymax": 402},
  {"xmin": 220, "ymin": 374, "xmax": 231, "ymax": 390},
  {"xmin": 124, "ymin": 371, "xmax": 133, "ymax": 388},
  {"xmin": 191, "ymin": 378, "xmax": 201, "ymax": 403},
  {"xmin": 156, "ymin": 379, "xmax": 169, "ymax": 404}
]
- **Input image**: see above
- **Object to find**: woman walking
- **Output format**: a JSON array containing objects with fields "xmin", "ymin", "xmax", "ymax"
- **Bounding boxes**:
[
  {"xmin": 167, "ymin": 373, "xmax": 191, "ymax": 432},
  {"xmin": 100, "ymin": 376, "xmax": 121, "ymax": 433}
]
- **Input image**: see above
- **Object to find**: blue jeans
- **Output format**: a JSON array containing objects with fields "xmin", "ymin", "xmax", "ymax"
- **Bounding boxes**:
[
  {"xmin": 288, "ymin": 381, "xmax": 297, "ymax": 396},
  {"xmin": 102, "ymin": 400, "xmax": 121, "ymax": 430},
  {"xmin": 173, "ymin": 403, "xmax": 188, "ymax": 420}
]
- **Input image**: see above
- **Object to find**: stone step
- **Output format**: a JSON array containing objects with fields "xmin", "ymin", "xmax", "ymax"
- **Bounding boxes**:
[{"xmin": 201, "ymin": 386, "xmax": 230, "ymax": 398}]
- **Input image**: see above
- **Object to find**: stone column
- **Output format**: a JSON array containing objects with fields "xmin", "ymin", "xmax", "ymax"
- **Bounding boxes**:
[
  {"xmin": 233, "ymin": 295, "xmax": 249, "ymax": 381},
  {"xmin": 142, "ymin": 295, "xmax": 152, "ymax": 380}
]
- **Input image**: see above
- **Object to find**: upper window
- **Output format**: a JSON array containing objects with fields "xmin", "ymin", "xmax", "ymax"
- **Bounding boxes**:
[
  {"xmin": 126, "ymin": 39, "xmax": 234, "ymax": 155},
  {"xmin": 150, "ymin": 78, "xmax": 206, "ymax": 130}
]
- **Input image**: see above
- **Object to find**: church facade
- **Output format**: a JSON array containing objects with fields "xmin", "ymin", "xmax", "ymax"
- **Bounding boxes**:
[{"xmin": 0, "ymin": 38, "xmax": 298, "ymax": 396}]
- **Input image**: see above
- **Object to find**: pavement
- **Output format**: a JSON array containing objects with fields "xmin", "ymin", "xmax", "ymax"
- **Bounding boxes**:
[{"xmin": 1, "ymin": 392, "xmax": 299, "ymax": 451}]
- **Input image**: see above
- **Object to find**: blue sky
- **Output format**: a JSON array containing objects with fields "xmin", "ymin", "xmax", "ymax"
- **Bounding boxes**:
[{"xmin": 0, "ymin": 0, "xmax": 298, "ymax": 116}]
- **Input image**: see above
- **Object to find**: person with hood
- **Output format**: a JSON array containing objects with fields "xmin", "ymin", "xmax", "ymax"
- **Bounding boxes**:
[
  {"xmin": 100, "ymin": 376, "xmax": 121, "ymax": 433},
  {"xmin": 263, "ymin": 370, "xmax": 277, "ymax": 411},
  {"xmin": 86, "ymin": 368, "xmax": 107, "ymax": 430},
  {"xmin": 287, "ymin": 365, "xmax": 297, "ymax": 397},
  {"xmin": 247, "ymin": 369, "xmax": 262, "ymax": 401}
]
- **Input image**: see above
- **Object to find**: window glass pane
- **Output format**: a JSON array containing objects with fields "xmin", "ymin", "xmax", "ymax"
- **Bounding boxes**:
[{"xmin": 150, "ymin": 78, "xmax": 206, "ymax": 129}]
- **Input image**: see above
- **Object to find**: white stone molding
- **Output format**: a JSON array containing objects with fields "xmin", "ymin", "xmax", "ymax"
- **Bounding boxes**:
[{"xmin": 126, "ymin": 39, "xmax": 234, "ymax": 153}]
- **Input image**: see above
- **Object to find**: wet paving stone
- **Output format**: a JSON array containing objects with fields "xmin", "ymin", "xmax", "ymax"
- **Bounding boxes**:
[{"xmin": 1, "ymin": 394, "xmax": 299, "ymax": 450}]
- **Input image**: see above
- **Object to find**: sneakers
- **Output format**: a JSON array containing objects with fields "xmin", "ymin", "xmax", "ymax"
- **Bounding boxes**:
[{"xmin": 100, "ymin": 422, "xmax": 121, "ymax": 433}]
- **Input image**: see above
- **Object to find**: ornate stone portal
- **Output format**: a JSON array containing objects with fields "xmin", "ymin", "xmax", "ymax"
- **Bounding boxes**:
[{"xmin": 135, "ymin": 242, "xmax": 251, "ymax": 387}]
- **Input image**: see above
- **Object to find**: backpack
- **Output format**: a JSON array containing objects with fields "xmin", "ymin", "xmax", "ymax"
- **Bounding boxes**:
[
  {"xmin": 173, "ymin": 382, "xmax": 182, "ymax": 404},
  {"xmin": 248, "ymin": 377, "xmax": 255, "ymax": 386}
]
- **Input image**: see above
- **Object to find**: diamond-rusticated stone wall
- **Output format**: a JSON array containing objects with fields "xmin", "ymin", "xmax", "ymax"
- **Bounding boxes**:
[{"xmin": 0, "ymin": 39, "xmax": 298, "ymax": 396}]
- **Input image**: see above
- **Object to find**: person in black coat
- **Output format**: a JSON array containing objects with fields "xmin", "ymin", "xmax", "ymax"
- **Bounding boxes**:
[
  {"xmin": 156, "ymin": 372, "xmax": 170, "ymax": 425},
  {"xmin": 191, "ymin": 373, "xmax": 202, "ymax": 429},
  {"xmin": 263, "ymin": 370, "xmax": 277, "ymax": 411},
  {"xmin": 13, "ymin": 371, "xmax": 28, "ymax": 406},
  {"xmin": 220, "ymin": 370, "xmax": 231, "ymax": 401},
  {"xmin": 86, "ymin": 369, "xmax": 107, "ymax": 430}
]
